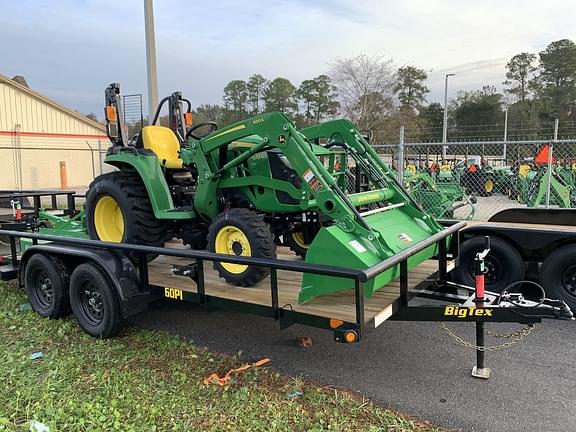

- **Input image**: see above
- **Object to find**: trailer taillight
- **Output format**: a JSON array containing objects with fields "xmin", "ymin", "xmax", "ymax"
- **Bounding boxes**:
[
  {"xmin": 344, "ymin": 330, "xmax": 357, "ymax": 343},
  {"xmin": 105, "ymin": 106, "xmax": 118, "ymax": 122}
]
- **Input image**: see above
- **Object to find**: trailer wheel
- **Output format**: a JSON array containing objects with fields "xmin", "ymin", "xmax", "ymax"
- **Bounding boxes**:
[
  {"xmin": 208, "ymin": 208, "xmax": 276, "ymax": 287},
  {"xmin": 85, "ymin": 171, "xmax": 166, "ymax": 262},
  {"xmin": 540, "ymin": 245, "xmax": 576, "ymax": 310},
  {"xmin": 25, "ymin": 254, "xmax": 70, "ymax": 318},
  {"xmin": 452, "ymin": 237, "xmax": 524, "ymax": 292},
  {"xmin": 69, "ymin": 263, "xmax": 124, "ymax": 338}
]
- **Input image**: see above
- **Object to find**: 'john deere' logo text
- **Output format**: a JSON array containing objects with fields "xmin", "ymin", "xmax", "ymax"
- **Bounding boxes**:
[
  {"xmin": 357, "ymin": 193, "xmax": 380, "ymax": 203},
  {"xmin": 444, "ymin": 306, "xmax": 493, "ymax": 318}
]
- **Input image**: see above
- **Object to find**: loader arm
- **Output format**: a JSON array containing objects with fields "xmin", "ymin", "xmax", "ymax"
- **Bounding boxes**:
[
  {"xmin": 300, "ymin": 119, "xmax": 438, "ymax": 232},
  {"xmin": 183, "ymin": 112, "xmax": 391, "ymax": 253}
]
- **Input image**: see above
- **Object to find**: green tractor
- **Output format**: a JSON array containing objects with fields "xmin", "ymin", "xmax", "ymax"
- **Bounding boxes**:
[
  {"xmin": 85, "ymin": 84, "xmax": 444, "ymax": 303},
  {"xmin": 403, "ymin": 171, "xmax": 475, "ymax": 219}
]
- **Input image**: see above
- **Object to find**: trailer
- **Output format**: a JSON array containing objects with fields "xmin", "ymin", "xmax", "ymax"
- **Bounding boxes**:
[
  {"xmin": 452, "ymin": 208, "xmax": 576, "ymax": 311},
  {"xmin": 0, "ymin": 192, "xmax": 572, "ymax": 379}
]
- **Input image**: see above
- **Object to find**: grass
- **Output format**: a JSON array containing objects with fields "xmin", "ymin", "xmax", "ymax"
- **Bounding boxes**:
[{"xmin": 0, "ymin": 281, "xmax": 439, "ymax": 431}]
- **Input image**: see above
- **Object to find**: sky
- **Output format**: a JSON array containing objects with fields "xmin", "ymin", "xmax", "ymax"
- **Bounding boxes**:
[{"xmin": 1, "ymin": 0, "xmax": 575, "ymax": 118}]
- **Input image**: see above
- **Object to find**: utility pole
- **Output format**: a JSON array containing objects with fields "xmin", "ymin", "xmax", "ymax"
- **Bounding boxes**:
[
  {"xmin": 144, "ymin": 0, "xmax": 159, "ymax": 123},
  {"xmin": 503, "ymin": 108, "xmax": 508, "ymax": 162},
  {"xmin": 442, "ymin": 73, "xmax": 455, "ymax": 160}
]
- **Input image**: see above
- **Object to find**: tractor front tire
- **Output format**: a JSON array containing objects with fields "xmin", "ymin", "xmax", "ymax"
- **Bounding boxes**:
[
  {"xmin": 286, "ymin": 230, "xmax": 311, "ymax": 259},
  {"xmin": 85, "ymin": 171, "xmax": 166, "ymax": 261},
  {"xmin": 208, "ymin": 208, "xmax": 276, "ymax": 287}
]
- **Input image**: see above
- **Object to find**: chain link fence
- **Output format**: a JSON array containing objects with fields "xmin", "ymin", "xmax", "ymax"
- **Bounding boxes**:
[
  {"xmin": 0, "ymin": 134, "xmax": 109, "ymax": 192},
  {"xmin": 2, "ymin": 120, "xmax": 575, "ymax": 222},
  {"xmin": 376, "ymin": 121, "xmax": 576, "ymax": 221}
]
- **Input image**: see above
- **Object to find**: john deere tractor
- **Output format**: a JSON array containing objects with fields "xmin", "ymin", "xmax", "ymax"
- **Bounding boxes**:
[{"xmin": 85, "ymin": 83, "xmax": 444, "ymax": 303}]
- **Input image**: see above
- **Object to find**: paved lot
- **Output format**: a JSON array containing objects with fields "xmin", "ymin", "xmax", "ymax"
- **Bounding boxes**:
[{"xmin": 132, "ymin": 300, "xmax": 576, "ymax": 432}]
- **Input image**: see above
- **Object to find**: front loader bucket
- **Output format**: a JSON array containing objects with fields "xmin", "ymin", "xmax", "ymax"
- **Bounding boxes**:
[{"xmin": 299, "ymin": 207, "xmax": 439, "ymax": 304}]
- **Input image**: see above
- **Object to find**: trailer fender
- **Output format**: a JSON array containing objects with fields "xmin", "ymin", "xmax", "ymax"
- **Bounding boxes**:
[
  {"xmin": 460, "ymin": 224, "xmax": 576, "ymax": 261},
  {"xmin": 19, "ymin": 244, "xmax": 148, "ymax": 318}
]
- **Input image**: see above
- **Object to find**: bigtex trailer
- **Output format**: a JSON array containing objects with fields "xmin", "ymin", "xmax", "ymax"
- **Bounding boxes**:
[{"xmin": 0, "ymin": 85, "xmax": 572, "ymax": 377}]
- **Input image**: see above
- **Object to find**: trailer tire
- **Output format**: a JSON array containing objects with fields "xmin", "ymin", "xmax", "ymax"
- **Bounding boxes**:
[
  {"xmin": 540, "ymin": 245, "xmax": 576, "ymax": 311},
  {"xmin": 208, "ymin": 208, "xmax": 276, "ymax": 287},
  {"xmin": 452, "ymin": 237, "xmax": 524, "ymax": 292},
  {"xmin": 69, "ymin": 263, "xmax": 124, "ymax": 338},
  {"xmin": 25, "ymin": 254, "xmax": 70, "ymax": 319},
  {"xmin": 85, "ymin": 171, "xmax": 166, "ymax": 262}
]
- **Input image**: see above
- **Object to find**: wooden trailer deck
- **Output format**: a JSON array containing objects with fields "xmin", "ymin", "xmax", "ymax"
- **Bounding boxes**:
[{"xmin": 148, "ymin": 246, "xmax": 448, "ymax": 328}]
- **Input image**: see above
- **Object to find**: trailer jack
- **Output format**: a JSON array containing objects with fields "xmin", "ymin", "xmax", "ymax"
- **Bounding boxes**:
[{"xmin": 434, "ymin": 236, "xmax": 574, "ymax": 380}]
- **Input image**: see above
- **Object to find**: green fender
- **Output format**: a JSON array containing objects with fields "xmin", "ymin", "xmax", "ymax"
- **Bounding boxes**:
[{"xmin": 105, "ymin": 152, "xmax": 195, "ymax": 220}]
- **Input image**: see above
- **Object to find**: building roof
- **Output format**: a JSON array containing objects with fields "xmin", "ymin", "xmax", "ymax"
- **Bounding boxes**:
[{"xmin": 0, "ymin": 73, "xmax": 105, "ymax": 132}]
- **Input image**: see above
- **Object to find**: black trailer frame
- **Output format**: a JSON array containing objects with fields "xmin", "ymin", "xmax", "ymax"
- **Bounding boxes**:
[{"xmin": 0, "ymin": 191, "xmax": 572, "ymax": 348}]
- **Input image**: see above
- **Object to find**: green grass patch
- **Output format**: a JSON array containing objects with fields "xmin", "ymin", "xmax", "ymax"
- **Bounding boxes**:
[{"xmin": 0, "ymin": 281, "xmax": 439, "ymax": 431}]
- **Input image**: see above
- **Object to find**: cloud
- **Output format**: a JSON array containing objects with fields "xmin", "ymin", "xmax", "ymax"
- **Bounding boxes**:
[{"xmin": 1, "ymin": 0, "xmax": 575, "ymax": 116}]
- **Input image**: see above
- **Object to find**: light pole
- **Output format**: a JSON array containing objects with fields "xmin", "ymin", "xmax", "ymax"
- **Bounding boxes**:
[
  {"xmin": 503, "ymin": 107, "xmax": 508, "ymax": 162},
  {"xmin": 144, "ymin": 0, "xmax": 159, "ymax": 123},
  {"xmin": 442, "ymin": 73, "xmax": 455, "ymax": 160}
]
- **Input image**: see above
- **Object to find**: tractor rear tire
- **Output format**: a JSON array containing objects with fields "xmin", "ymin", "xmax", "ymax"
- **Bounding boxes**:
[
  {"xmin": 180, "ymin": 222, "xmax": 208, "ymax": 250},
  {"xmin": 480, "ymin": 176, "xmax": 495, "ymax": 197},
  {"xmin": 208, "ymin": 208, "xmax": 276, "ymax": 287},
  {"xmin": 85, "ymin": 171, "xmax": 166, "ymax": 262}
]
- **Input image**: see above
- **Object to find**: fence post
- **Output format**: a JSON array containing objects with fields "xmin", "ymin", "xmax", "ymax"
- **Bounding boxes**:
[
  {"xmin": 59, "ymin": 161, "xmax": 68, "ymax": 190},
  {"xmin": 545, "ymin": 119, "xmax": 558, "ymax": 208},
  {"xmin": 397, "ymin": 126, "xmax": 405, "ymax": 183}
]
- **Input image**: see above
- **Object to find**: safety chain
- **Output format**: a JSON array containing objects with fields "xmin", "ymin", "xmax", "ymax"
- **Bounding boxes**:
[{"xmin": 438, "ymin": 322, "xmax": 534, "ymax": 351}]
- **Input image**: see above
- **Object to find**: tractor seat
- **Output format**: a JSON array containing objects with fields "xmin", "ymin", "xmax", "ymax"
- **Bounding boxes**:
[{"xmin": 141, "ymin": 126, "xmax": 183, "ymax": 169}]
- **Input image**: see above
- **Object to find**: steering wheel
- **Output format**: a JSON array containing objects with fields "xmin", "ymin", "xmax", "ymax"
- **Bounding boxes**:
[{"xmin": 186, "ymin": 122, "xmax": 218, "ymax": 140}]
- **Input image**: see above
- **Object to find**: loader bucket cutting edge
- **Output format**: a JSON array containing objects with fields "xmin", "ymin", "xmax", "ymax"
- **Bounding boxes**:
[{"xmin": 298, "ymin": 207, "xmax": 440, "ymax": 304}]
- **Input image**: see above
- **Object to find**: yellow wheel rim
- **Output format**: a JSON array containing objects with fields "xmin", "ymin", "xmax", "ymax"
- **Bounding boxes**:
[
  {"xmin": 484, "ymin": 179, "xmax": 494, "ymax": 193},
  {"xmin": 291, "ymin": 231, "xmax": 310, "ymax": 250},
  {"xmin": 215, "ymin": 225, "xmax": 251, "ymax": 274},
  {"xmin": 94, "ymin": 196, "xmax": 124, "ymax": 242}
]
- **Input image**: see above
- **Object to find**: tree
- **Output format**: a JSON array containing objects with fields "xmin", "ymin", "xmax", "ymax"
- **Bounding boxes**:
[
  {"xmin": 310, "ymin": 74, "xmax": 339, "ymax": 123},
  {"xmin": 330, "ymin": 54, "xmax": 396, "ymax": 137},
  {"xmin": 297, "ymin": 79, "xmax": 316, "ymax": 120},
  {"xmin": 533, "ymin": 39, "xmax": 576, "ymax": 121},
  {"xmin": 223, "ymin": 80, "xmax": 248, "ymax": 121},
  {"xmin": 450, "ymin": 86, "xmax": 504, "ymax": 138},
  {"xmin": 194, "ymin": 104, "xmax": 225, "ymax": 124},
  {"xmin": 246, "ymin": 74, "xmax": 268, "ymax": 114},
  {"xmin": 394, "ymin": 66, "xmax": 429, "ymax": 109},
  {"xmin": 297, "ymin": 75, "xmax": 339, "ymax": 124},
  {"xmin": 504, "ymin": 52, "xmax": 537, "ymax": 104},
  {"xmin": 418, "ymin": 102, "xmax": 444, "ymax": 140},
  {"xmin": 85, "ymin": 113, "xmax": 98, "ymax": 122},
  {"xmin": 263, "ymin": 78, "xmax": 298, "ymax": 114}
]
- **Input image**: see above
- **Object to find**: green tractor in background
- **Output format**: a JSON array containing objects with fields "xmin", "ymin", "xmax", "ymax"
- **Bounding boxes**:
[
  {"xmin": 510, "ymin": 145, "xmax": 575, "ymax": 208},
  {"xmin": 84, "ymin": 84, "xmax": 444, "ymax": 303}
]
